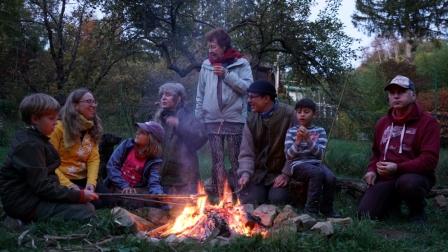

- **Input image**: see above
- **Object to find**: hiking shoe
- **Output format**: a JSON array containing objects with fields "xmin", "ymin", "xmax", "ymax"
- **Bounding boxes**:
[
  {"xmin": 3, "ymin": 216, "xmax": 24, "ymax": 231},
  {"xmin": 303, "ymin": 208, "xmax": 319, "ymax": 218},
  {"xmin": 321, "ymin": 210, "xmax": 342, "ymax": 218}
]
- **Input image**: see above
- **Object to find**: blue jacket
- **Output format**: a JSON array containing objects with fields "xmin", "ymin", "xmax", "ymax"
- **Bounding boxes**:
[{"xmin": 105, "ymin": 139, "xmax": 164, "ymax": 194}]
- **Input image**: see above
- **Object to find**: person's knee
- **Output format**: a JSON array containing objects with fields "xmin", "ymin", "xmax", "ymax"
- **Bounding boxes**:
[
  {"xmin": 268, "ymin": 188, "xmax": 289, "ymax": 205},
  {"xmin": 74, "ymin": 203, "xmax": 96, "ymax": 221},
  {"xmin": 325, "ymin": 173, "xmax": 336, "ymax": 186},
  {"xmin": 239, "ymin": 193, "xmax": 264, "ymax": 205},
  {"xmin": 357, "ymin": 192, "xmax": 385, "ymax": 220},
  {"xmin": 357, "ymin": 201, "xmax": 382, "ymax": 220},
  {"xmin": 396, "ymin": 175, "xmax": 427, "ymax": 198},
  {"xmin": 238, "ymin": 186, "xmax": 266, "ymax": 205}
]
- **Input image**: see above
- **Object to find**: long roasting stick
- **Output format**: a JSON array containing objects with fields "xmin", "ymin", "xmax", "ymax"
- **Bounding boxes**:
[
  {"xmin": 97, "ymin": 193, "xmax": 207, "ymax": 199},
  {"xmin": 116, "ymin": 196, "xmax": 191, "ymax": 206}
]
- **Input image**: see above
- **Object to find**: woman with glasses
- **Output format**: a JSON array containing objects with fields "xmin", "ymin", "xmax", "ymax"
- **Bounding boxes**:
[{"xmin": 49, "ymin": 88, "xmax": 104, "ymax": 202}]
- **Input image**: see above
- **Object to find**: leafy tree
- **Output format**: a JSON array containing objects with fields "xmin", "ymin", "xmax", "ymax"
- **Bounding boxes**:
[
  {"xmin": 0, "ymin": 0, "xmax": 46, "ymax": 108},
  {"xmin": 352, "ymin": 0, "xmax": 448, "ymax": 57},
  {"xmin": 104, "ymin": 0, "xmax": 355, "ymax": 91},
  {"xmin": 415, "ymin": 41, "xmax": 448, "ymax": 87},
  {"xmin": 415, "ymin": 41, "xmax": 448, "ymax": 111}
]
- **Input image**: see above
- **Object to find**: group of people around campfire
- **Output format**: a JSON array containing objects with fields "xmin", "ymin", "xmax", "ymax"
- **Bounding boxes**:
[{"xmin": 0, "ymin": 28, "xmax": 440, "ymax": 226}]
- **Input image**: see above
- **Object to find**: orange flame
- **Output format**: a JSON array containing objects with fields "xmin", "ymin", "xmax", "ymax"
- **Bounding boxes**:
[{"xmin": 156, "ymin": 179, "xmax": 266, "ymax": 239}]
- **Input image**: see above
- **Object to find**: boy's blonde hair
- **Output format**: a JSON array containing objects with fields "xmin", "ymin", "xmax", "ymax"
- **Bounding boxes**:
[{"xmin": 19, "ymin": 93, "xmax": 60, "ymax": 125}]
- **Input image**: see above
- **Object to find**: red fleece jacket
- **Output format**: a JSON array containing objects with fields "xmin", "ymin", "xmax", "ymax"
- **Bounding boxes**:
[{"xmin": 367, "ymin": 103, "xmax": 440, "ymax": 180}]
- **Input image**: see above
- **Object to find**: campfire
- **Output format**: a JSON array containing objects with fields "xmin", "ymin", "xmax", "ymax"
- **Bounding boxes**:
[
  {"xmin": 111, "ymin": 180, "xmax": 354, "ymax": 244},
  {"xmin": 144, "ymin": 181, "xmax": 268, "ymax": 242}
]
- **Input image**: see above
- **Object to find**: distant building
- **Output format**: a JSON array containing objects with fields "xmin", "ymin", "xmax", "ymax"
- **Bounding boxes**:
[{"xmin": 284, "ymin": 84, "xmax": 336, "ymax": 119}]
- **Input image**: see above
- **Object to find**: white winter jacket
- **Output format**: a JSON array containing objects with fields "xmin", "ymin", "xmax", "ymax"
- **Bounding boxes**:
[{"xmin": 195, "ymin": 58, "xmax": 253, "ymax": 124}]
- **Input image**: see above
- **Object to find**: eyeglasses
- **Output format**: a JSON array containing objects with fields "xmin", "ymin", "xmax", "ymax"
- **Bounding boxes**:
[
  {"xmin": 247, "ymin": 94, "xmax": 261, "ymax": 100},
  {"xmin": 79, "ymin": 99, "xmax": 98, "ymax": 105}
]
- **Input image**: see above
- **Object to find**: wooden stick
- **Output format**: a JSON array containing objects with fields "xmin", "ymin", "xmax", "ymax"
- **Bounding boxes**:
[
  {"xmin": 118, "ymin": 196, "xmax": 193, "ymax": 206},
  {"xmin": 97, "ymin": 193, "xmax": 206, "ymax": 199}
]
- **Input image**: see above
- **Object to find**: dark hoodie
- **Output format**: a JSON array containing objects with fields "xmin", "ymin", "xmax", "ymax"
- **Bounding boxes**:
[
  {"xmin": 367, "ymin": 103, "xmax": 440, "ymax": 181},
  {"xmin": 0, "ymin": 128, "xmax": 84, "ymax": 221}
]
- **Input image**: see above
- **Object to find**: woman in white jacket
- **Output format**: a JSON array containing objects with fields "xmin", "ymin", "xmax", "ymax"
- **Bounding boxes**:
[{"xmin": 195, "ymin": 28, "xmax": 253, "ymax": 197}]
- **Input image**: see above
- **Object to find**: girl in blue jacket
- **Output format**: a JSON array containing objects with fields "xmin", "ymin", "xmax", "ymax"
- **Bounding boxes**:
[{"xmin": 105, "ymin": 121, "xmax": 164, "ymax": 198}]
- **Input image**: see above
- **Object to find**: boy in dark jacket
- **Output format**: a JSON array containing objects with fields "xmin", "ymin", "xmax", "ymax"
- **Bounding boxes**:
[
  {"xmin": 0, "ymin": 93, "xmax": 98, "ymax": 223},
  {"xmin": 358, "ymin": 75, "xmax": 441, "ymax": 223}
]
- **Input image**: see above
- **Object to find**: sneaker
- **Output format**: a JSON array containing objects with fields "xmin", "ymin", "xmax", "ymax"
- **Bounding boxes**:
[
  {"xmin": 303, "ymin": 208, "xmax": 319, "ymax": 218},
  {"xmin": 3, "ymin": 216, "xmax": 24, "ymax": 231},
  {"xmin": 321, "ymin": 210, "xmax": 342, "ymax": 218}
]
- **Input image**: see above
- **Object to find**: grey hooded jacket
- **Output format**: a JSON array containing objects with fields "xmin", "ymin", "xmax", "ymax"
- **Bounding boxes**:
[{"xmin": 195, "ymin": 58, "xmax": 253, "ymax": 124}]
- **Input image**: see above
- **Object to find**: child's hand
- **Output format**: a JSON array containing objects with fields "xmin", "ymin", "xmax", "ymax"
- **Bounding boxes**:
[
  {"xmin": 298, "ymin": 126, "xmax": 310, "ymax": 141},
  {"xmin": 83, "ymin": 190, "xmax": 99, "ymax": 202},
  {"xmin": 295, "ymin": 131, "xmax": 303, "ymax": 144},
  {"xmin": 122, "ymin": 187, "xmax": 137, "ymax": 194},
  {"xmin": 85, "ymin": 184, "xmax": 95, "ymax": 192}
]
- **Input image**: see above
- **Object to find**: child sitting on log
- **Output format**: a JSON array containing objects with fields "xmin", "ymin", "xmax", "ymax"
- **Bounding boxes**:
[
  {"xmin": 284, "ymin": 98, "xmax": 339, "ymax": 217},
  {"xmin": 104, "ymin": 121, "xmax": 164, "ymax": 207}
]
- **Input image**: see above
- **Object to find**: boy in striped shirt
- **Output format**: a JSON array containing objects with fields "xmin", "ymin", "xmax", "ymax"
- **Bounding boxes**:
[{"xmin": 284, "ymin": 98, "xmax": 338, "ymax": 217}]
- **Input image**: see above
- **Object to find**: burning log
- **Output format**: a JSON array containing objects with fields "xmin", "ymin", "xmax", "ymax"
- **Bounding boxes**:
[{"xmin": 140, "ymin": 181, "xmax": 269, "ymax": 242}]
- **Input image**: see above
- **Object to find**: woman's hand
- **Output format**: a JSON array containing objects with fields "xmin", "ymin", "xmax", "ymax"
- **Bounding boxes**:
[
  {"xmin": 238, "ymin": 173, "xmax": 250, "ymax": 189},
  {"xmin": 85, "ymin": 183, "xmax": 95, "ymax": 192},
  {"xmin": 165, "ymin": 116, "xmax": 179, "ymax": 127}
]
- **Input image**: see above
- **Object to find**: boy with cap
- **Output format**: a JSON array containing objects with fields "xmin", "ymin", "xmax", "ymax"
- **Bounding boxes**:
[
  {"xmin": 237, "ymin": 80, "xmax": 296, "ymax": 205},
  {"xmin": 284, "ymin": 98, "xmax": 338, "ymax": 217},
  {"xmin": 358, "ymin": 75, "xmax": 440, "ymax": 223}
]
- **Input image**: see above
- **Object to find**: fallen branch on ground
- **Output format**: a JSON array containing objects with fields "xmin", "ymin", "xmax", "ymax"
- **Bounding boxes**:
[{"xmin": 291, "ymin": 177, "xmax": 448, "ymax": 199}]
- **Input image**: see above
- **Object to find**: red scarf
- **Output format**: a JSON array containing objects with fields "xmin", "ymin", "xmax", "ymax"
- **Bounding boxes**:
[{"xmin": 209, "ymin": 48, "xmax": 242, "ymax": 65}]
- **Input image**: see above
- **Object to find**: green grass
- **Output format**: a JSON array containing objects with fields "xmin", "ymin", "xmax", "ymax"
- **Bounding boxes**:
[
  {"xmin": 1, "ymin": 194, "xmax": 448, "ymax": 251},
  {"xmin": 1, "ymin": 139, "xmax": 448, "ymax": 251}
]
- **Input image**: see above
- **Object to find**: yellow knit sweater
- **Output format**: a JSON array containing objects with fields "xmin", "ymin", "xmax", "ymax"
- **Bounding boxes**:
[{"xmin": 49, "ymin": 121, "xmax": 100, "ymax": 187}]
